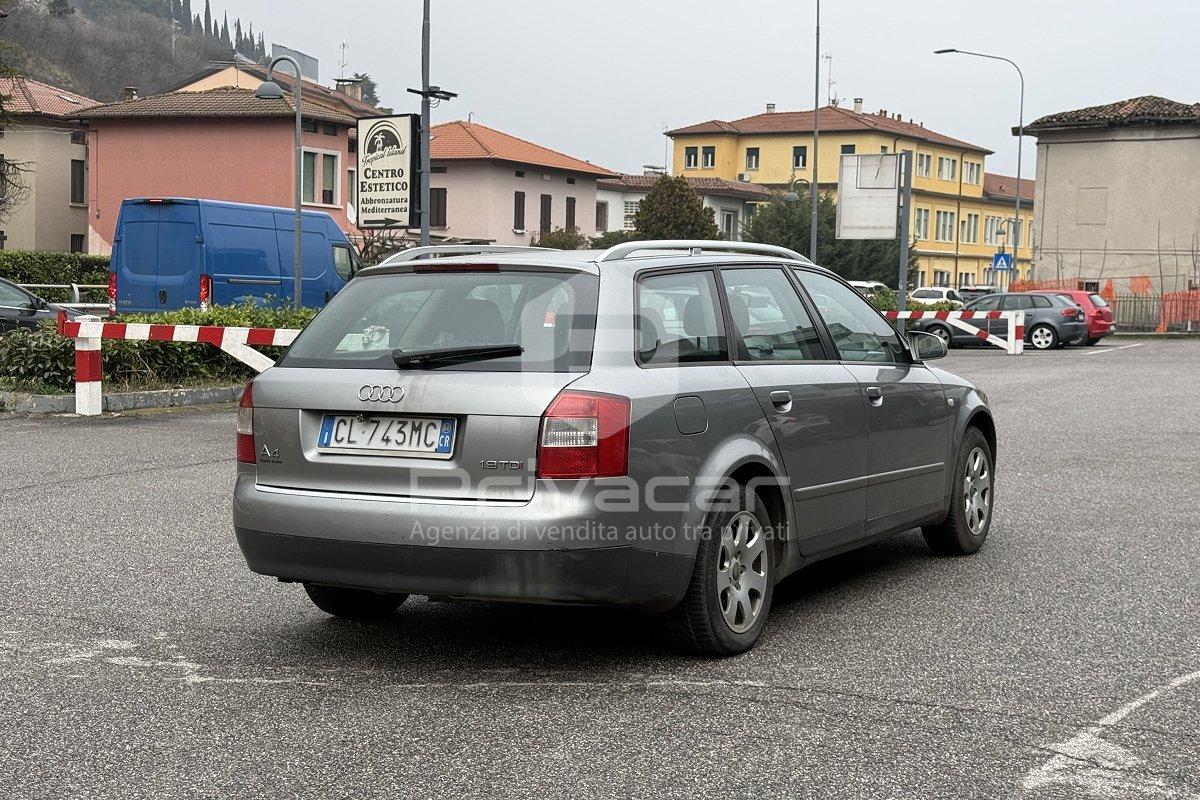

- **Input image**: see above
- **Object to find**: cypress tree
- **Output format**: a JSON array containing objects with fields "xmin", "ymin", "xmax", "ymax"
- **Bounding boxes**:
[
  {"xmin": 203, "ymin": 0, "xmax": 211, "ymax": 37},
  {"xmin": 220, "ymin": 13, "xmax": 230, "ymax": 47}
]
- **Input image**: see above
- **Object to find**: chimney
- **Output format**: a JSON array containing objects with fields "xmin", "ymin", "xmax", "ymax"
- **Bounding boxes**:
[
  {"xmin": 122, "ymin": 86, "xmax": 138, "ymax": 102},
  {"xmin": 334, "ymin": 78, "xmax": 363, "ymax": 102},
  {"xmin": 765, "ymin": 103, "xmax": 776, "ymax": 113},
  {"xmin": 853, "ymin": 97, "xmax": 863, "ymax": 114}
]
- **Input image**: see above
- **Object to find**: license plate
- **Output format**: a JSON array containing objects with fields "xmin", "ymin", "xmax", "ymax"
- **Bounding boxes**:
[{"xmin": 317, "ymin": 414, "xmax": 456, "ymax": 458}]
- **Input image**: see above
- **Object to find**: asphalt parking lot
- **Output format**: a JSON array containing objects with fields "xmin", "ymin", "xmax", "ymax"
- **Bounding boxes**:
[{"xmin": 2, "ymin": 338, "xmax": 1197, "ymax": 799}]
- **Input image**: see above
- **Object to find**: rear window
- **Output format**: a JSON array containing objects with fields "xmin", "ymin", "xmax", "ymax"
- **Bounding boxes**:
[
  {"xmin": 1089, "ymin": 293, "xmax": 1109, "ymax": 307},
  {"xmin": 279, "ymin": 268, "xmax": 598, "ymax": 372}
]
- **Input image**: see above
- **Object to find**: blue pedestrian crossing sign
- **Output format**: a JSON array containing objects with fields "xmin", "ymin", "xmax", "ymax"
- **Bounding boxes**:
[{"xmin": 992, "ymin": 252, "xmax": 1014, "ymax": 271}]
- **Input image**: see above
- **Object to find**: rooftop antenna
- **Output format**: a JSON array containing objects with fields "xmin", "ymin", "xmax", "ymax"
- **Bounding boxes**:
[
  {"xmin": 338, "ymin": 40, "xmax": 348, "ymax": 79},
  {"xmin": 822, "ymin": 52, "xmax": 837, "ymax": 107}
]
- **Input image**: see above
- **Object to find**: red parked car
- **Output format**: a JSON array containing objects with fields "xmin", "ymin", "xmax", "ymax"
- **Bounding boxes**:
[{"xmin": 1057, "ymin": 290, "xmax": 1116, "ymax": 345}]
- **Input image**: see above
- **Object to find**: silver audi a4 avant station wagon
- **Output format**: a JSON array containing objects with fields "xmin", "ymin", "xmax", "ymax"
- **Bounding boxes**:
[{"xmin": 234, "ymin": 241, "xmax": 998, "ymax": 655}]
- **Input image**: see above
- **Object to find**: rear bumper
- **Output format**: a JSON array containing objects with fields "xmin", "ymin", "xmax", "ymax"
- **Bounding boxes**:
[
  {"xmin": 236, "ymin": 528, "xmax": 692, "ymax": 613},
  {"xmin": 1088, "ymin": 321, "xmax": 1116, "ymax": 338}
]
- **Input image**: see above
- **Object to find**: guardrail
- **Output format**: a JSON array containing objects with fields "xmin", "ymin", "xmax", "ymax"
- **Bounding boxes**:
[
  {"xmin": 56, "ymin": 312, "xmax": 300, "ymax": 416},
  {"xmin": 884, "ymin": 309, "xmax": 1026, "ymax": 354},
  {"xmin": 19, "ymin": 282, "xmax": 109, "ymax": 311}
]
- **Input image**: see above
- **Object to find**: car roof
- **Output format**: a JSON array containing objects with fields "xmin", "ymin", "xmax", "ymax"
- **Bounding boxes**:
[{"xmin": 357, "ymin": 246, "xmax": 835, "ymax": 281}]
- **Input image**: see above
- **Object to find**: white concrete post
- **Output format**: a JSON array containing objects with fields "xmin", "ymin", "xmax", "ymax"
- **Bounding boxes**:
[{"xmin": 73, "ymin": 314, "xmax": 103, "ymax": 416}]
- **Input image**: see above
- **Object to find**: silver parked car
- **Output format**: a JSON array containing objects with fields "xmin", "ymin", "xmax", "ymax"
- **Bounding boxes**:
[
  {"xmin": 234, "ymin": 241, "xmax": 998, "ymax": 655},
  {"xmin": 912, "ymin": 291, "xmax": 1088, "ymax": 350}
]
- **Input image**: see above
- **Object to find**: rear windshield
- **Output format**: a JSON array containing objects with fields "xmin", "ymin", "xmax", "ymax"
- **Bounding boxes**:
[
  {"xmin": 278, "ymin": 268, "xmax": 598, "ymax": 372},
  {"xmin": 1089, "ymin": 293, "xmax": 1108, "ymax": 307}
]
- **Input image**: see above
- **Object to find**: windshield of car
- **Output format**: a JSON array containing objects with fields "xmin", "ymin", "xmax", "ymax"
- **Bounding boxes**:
[
  {"xmin": 911, "ymin": 289, "xmax": 940, "ymax": 299},
  {"xmin": 1089, "ymin": 293, "xmax": 1109, "ymax": 307},
  {"xmin": 279, "ymin": 268, "xmax": 598, "ymax": 372}
]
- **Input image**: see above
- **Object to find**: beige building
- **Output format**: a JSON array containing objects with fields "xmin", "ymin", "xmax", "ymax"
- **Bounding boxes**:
[
  {"xmin": 1025, "ymin": 95, "xmax": 1200, "ymax": 292},
  {"xmin": 0, "ymin": 77, "xmax": 95, "ymax": 252}
]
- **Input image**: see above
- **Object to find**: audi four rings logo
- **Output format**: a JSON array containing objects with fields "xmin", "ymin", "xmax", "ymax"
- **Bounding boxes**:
[{"xmin": 358, "ymin": 385, "xmax": 405, "ymax": 402}]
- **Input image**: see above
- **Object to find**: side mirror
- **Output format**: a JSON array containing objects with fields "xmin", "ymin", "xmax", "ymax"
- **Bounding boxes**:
[
  {"xmin": 18, "ymin": 303, "xmax": 40, "ymax": 317},
  {"xmin": 908, "ymin": 330, "xmax": 947, "ymax": 361}
]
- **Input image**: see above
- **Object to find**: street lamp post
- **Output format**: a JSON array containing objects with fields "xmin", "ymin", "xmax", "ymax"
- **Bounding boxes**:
[
  {"xmin": 935, "ymin": 48, "xmax": 1025, "ymax": 285},
  {"xmin": 810, "ymin": 0, "xmax": 820, "ymax": 263},
  {"xmin": 255, "ymin": 56, "xmax": 304, "ymax": 310}
]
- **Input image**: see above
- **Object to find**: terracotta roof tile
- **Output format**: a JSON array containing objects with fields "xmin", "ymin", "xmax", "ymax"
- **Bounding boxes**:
[
  {"xmin": 597, "ymin": 173, "xmax": 772, "ymax": 199},
  {"xmin": 0, "ymin": 77, "xmax": 96, "ymax": 118},
  {"xmin": 76, "ymin": 87, "xmax": 355, "ymax": 126},
  {"xmin": 669, "ymin": 105, "xmax": 991, "ymax": 154},
  {"xmin": 431, "ymin": 120, "xmax": 616, "ymax": 177},
  {"xmin": 1025, "ymin": 95, "xmax": 1200, "ymax": 131},
  {"xmin": 983, "ymin": 172, "xmax": 1034, "ymax": 202}
]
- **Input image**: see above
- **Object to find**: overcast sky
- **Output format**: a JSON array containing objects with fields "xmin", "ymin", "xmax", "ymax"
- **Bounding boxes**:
[{"xmin": 216, "ymin": 0, "xmax": 1197, "ymax": 178}]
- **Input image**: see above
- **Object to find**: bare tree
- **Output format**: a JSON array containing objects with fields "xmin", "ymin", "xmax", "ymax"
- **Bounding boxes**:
[{"xmin": 0, "ymin": 156, "xmax": 33, "ymax": 224}]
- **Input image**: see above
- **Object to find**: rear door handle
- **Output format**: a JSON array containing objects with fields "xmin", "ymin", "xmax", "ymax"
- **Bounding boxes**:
[
  {"xmin": 769, "ymin": 390, "xmax": 792, "ymax": 408},
  {"xmin": 865, "ymin": 386, "xmax": 884, "ymax": 406}
]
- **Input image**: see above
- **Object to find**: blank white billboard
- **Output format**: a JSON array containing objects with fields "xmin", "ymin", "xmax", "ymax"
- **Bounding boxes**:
[{"xmin": 835, "ymin": 154, "xmax": 899, "ymax": 240}]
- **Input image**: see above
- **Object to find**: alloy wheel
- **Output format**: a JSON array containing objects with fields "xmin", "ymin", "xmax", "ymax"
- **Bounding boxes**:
[
  {"xmin": 931, "ymin": 326, "xmax": 952, "ymax": 347},
  {"xmin": 716, "ymin": 511, "xmax": 768, "ymax": 633},
  {"xmin": 1030, "ymin": 326, "xmax": 1055, "ymax": 349},
  {"xmin": 962, "ymin": 447, "xmax": 992, "ymax": 536}
]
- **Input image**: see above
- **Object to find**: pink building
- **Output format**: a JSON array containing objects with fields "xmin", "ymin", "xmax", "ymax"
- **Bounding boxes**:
[{"xmin": 80, "ymin": 87, "xmax": 360, "ymax": 253}]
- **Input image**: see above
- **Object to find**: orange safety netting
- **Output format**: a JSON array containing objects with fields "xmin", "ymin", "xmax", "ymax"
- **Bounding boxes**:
[
  {"xmin": 1156, "ymin": 291, "xmax": 1200, "ymax": 332},
  {"xmin": 1008, "ymin": 278, "xmax": 1078, "ymax": 292},
  {"xmin": 1131, "ymin": 275, "xmax": 1154, "ymax": 295}
]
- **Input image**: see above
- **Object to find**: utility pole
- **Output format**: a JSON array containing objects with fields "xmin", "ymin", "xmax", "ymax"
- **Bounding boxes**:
[
  {"xmin": 810, "ymin": 0, "xmax": 820, "ymax": 263},
  {"xmin": 408, "ymin": 0, "xmax": 456, "ymax": 247},
  {"xmin": 897, "ymin": 150, "xmax": 913, "ymax": 330}
]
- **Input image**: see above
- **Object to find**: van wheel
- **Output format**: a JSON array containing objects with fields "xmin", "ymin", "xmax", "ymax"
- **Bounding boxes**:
[
  {"xmin": 923, "ymin": 428, "xmax": 994, "ymax": 555},
  {"xmin": 303, "ymin": 584, "xmax": 407, "ymax": 619},
  {"xmin": 671, "ymin": 484, "xmax": 775, "ymax": 656}
]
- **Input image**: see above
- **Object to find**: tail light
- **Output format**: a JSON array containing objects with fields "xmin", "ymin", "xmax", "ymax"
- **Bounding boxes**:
[
  {"xmin": 199, "ymin": 274, "xmax": 212, "ymax": 311},
  {"xmin": 1060, "ymin": 308, "xmax": 1081, "ymax": 319},
  {"xmin": 537, "ymin": 391, "xmax": 630, "ymax": 479},
  {"xmin": 107, "ymin": 272, "xmax": 117, "ymax": 316},
  {"xmin": 236, "ymin": 382, "xmax": 256, "ymax": 464}
]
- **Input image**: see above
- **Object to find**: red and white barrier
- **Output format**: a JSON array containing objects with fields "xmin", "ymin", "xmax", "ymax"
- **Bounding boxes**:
[
  {"xmin": 884, "ymin": 309, "xmax": 1026, "ymax": 355},
  {"xmin": 57, "ymin": 312, "xmax": 300, "ymax": 416}
]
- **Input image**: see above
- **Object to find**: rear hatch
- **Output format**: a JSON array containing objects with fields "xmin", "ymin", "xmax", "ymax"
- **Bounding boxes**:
[
  {"xmin": 113, "ymin": 199, "xmax": 201, "ymax": 311},
  {"xmin": 252, "ymin": 263, "xmax": 598, "ymax": 502}
]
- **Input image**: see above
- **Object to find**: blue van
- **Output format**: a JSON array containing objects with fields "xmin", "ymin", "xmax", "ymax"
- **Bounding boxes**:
[{"xmin": 110, "ymin": 198, "xmax": 360, "ymax": 312}]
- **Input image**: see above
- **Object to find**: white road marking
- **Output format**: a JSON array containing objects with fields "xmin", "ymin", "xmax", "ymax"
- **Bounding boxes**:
[
  {"xmin": 1021, "ymin": 669, "xmax": 1200, "ymax": 798},
  {"xmin": 1082, "ymin": 343, "xmax": 1145, "ymax": 356}
]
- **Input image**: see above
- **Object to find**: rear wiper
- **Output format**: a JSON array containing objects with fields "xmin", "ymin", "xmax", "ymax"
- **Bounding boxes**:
[{"xmin": 392, "ymin": 344, "xmax": 523, "ymax": 369}]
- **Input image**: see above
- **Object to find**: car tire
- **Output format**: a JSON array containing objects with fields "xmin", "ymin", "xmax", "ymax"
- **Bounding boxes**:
[
  {"xmin": 1028, "ymin": 324, "xmax": 1058, "ymax": 350},
  {"xmin": 928, "ymin": 324, "xmax": 953, "ymax": 349},
  {"xmin": 671, "ymin": 484, "xmax": 775, "ymax": 656},
  {"xmin": 1085, "ymin": 337, "xmax": 1100, "ymax": 346},
  {"xmin": 303, "ymin": 584, "xmax": 408, "ymax": 619},
  {"xmin": 923, "ymin": 427, "xmax": 994, "ymax": 556}
]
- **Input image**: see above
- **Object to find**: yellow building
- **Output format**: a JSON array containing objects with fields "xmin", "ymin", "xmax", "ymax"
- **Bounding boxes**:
[{"xmin": 667, "ymin": 101, "xmax": 1034, "ymax": 287}]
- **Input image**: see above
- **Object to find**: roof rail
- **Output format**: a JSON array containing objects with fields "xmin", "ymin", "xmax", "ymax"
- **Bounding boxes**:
[
  {"xmin": 380, "ymin": 245, "xmax": 553, "ymax": 265},
  {"xmin": 595, "ymin": 240, "xmax": 811, "ymax": 264}
]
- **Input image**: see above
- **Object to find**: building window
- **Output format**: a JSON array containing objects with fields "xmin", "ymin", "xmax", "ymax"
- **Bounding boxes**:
[
  {"xmin": 348, "ymin": 137, "xmax": 357, "ymax": 153},
  {"xmin": 321, "ymin": 153, "xmax": 337, "ymax": 204},
  {"xmin": 595, "ymin": 200, "xmax": 608, "ymax": 232},
  {"xmin": 916, "ymin": 152, "xmax": 932, "ymax": 177},
  {"xmin": 702, "ymin": 146, "xmax": 716, "ymax": 168},
  {"xmin": 303, "ymin": 150, "xmax": 340, "ymax": 206},
  {"xmin": 720, "ymin": 209, "xmax": 737, "ymax": 240},
  {"xmin": 1028, "ymin": 220, "xmax": 1035, "ymax": 249},
  {"xmin": 984, "ymin": 215, "xmax": 1003, "ymax": 245},
  {"xmin": 70, "ymin": 234, "xmax": 85, "ymax": 252},
  {"xmin": 1009, "ymin": 219, "xmax": 1022, "ymax": 247},
  {"xmin": 429, "ymin": 187, "xmax": 448, "ymax": 227},
  {"xmin": 964, "ymin": 161, "xmax": 981, "ymax": 184},
  {"xmin": 880, "ymin": 146, "xmax": 889, "ymax": 153},
  {"xmin": 540, "ymin": 193, "xmax": 552, "ymax": 233},
  {"xmin": 347, "ymin": 168, "xmax": 357, "ymax": 210},
  {"xmin": 935, "ymin": 210, "xmax": 956, "ymax": 242},
  {"xmin": 961, "ymin": 213, "xmax": 979, "ymax": 244},
  {"xmin": 840, "ymin": 143, "xmax": 856, "ymax": 155},
  {"xmin": 745, "ymin": 147, "xmax": 759, "ymax": 170},
  {"xmin": 515, "ymin": 170, "xmax": 526, "ymax": 178},
  {"xmin": 623, "ymin": 200, "xmax": 639, "ymax": 230},
  {"xmin": 70, "ymin": 159, "xmax": 86, "ymax": 205},
  {"xmin": 302, "ymin": 151, "xmax": 317, "ymax": 203},
  {"xmin": 792, "ymin": 145, "xmax": 807, "ymax": 169},
  {"xmin": 565, "ymin": 196, "xmax": 576, "ymax": 231},
  {"xmin": 914, "ymin": 208, "xmax": 930, "ymax": 240},
  {"xmin": 513, "ymin": 191, "xmax": 526, "ymax": 231},
  {"xmin": 684, "ymin": 147, "xmax": 698, "ymax": 169},
  {"xmin": 933, "ymin": 270, "xmax": 951, "ymax": 286},
  {"xmin": 0, "ymin": 230, "xmax": 5, "ymax": 249},
  {"xmin": 301, "ymin": 119, "xmax": 318, "ymax": 133},
  {"xmin": 70, "ymin": 129, "xmax": 87, "ymax": 145},
  {"xmin": 937, "ymin": 156, "xmax": 957, "ymax": 181},
  {"xmin": 321, "ymin": 122, "xmax": 338, "ymax": 136}
]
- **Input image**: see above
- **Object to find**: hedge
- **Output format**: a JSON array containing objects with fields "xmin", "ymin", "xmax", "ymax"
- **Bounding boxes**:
[
  {"xmin": 0, "ymin": 251, "xmax": 111, "ymax": 303},
  {"xmin": 0, "ymin": 303, "xmax": 315, "ymax": 393}
]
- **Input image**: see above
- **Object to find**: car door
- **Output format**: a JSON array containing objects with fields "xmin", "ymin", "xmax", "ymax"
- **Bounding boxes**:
[
  {"xmin": 962, "ymin": 294, "xmax": 1001, "ymax": 343},
  {"xmin": 998, "ymin": 294, "xmax": 1034, "ymax": 337},
  {"xmin": 718, "ymin": 266, "xmax": 868, "ymax": 548},
  {"xmin": 0, "ymin": 280, "xmax": 37, "ymax": 332},
  {"xmin": 795, "ymin": 270, "xmax": 950, "ymax": 536}
]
